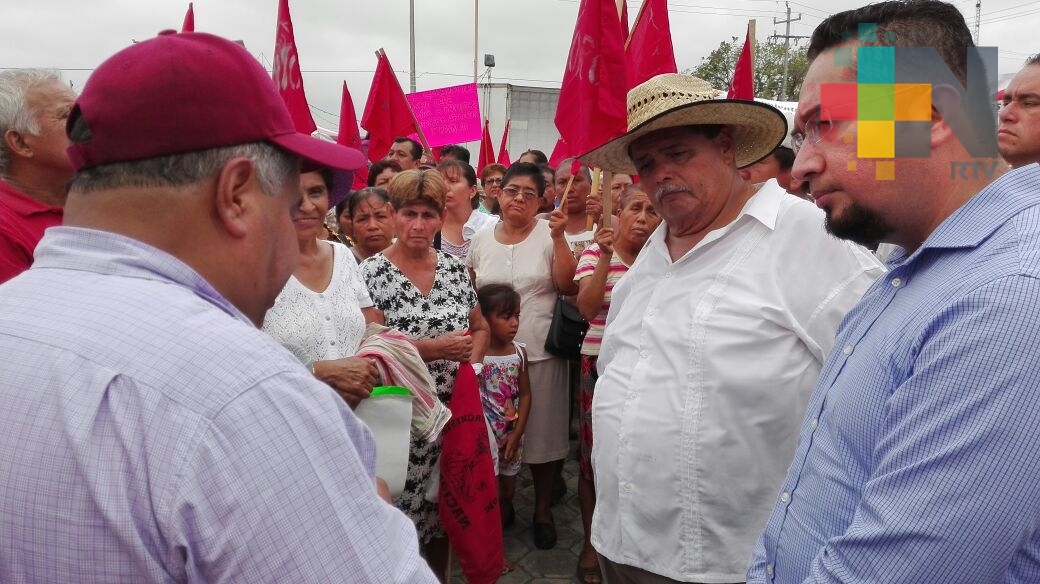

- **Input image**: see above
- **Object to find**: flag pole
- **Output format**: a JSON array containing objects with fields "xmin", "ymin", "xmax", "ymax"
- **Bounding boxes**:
[{"xmin": 625, "ymin": 0, "xmax": 648, "ymax": 49}]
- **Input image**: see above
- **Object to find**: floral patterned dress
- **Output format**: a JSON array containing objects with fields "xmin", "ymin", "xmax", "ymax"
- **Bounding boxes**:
[
  {"xmin": 479, "ymin": 342, "xmax": 525, "ymax": 477},
  {"xmin": 359, "ymin": 250, "xmax": 476, "ymax": 544}
]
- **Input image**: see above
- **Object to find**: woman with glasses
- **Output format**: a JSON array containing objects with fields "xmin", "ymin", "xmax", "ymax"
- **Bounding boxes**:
[
  {"xmin": 467, "ymin": 162, "xmax": 578, "ymax": 551},
  {"xmin": 480, "ymin": 163, "xmax": 507, "ymax": 215}
]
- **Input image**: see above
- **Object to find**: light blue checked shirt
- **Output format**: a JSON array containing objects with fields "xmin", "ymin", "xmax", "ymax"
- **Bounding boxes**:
[
  {"xmin": 748, "ymin": 164, "xmax": 1040, "ymax": 584},
  {"xmin": 0, "ymin": 227, "xmax": 436, "ymax": 583}
]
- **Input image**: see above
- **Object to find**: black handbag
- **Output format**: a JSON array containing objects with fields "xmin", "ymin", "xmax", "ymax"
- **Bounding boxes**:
[{"xmin": 544, "ymin": 297, "xmax": 589, "ymax": 361}]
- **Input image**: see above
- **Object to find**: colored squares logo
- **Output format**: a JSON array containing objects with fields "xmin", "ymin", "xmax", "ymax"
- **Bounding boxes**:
[{"xmin": 821, "ymin": 37, "xmax": 935, "ymax": 180}]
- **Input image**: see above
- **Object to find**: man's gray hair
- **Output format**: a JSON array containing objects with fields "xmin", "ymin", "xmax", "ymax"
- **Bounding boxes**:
[
  {"xmin": 0, "ymin": 68, "xmax": 64, "ymax": 175},
  {"xmin": 68, "ymin": 142, "xmax": 300, "ymax": 197},
  {"xmin": 1027, "ymin": 54, "xmax": 1040, "ymax": 67}
]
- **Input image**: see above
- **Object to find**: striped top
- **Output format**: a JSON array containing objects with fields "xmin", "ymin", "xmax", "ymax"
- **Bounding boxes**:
[{"xmin": 574, "ymin": 243, "xmax": 631, "ymax": 356}]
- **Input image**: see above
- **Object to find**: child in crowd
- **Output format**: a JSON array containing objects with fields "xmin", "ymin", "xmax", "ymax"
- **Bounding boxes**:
[{"xmin": 476, "ymin": 284, "xmax": 531, "ymax": 532}]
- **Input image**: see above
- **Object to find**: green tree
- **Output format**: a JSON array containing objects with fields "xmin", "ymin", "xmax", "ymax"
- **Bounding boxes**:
[{"xmin": 686, "ymin": 37, "xmax": 808, "ymax": 101}]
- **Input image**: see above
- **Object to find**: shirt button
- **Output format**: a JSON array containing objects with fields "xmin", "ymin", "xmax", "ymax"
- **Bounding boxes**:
[
  {"xmin": 842, "ymin": 345, "xmax": 854, "ymax": 355},
  {"xmin": 890, "ymin": 277, "xmax": 902, "ymax": 287},
  {"xmin": 647, "ymin": 309, "xmax": 656, "ymax": 318},
  {"xmin": 623, "ymin": 483, "xmax": 633, "ymax": 493},
  {"xmin": 780, "ymin": 491, "xmax": 791, "ymax": 503},
  {"xmin": 330, "ymin": 341, "xmax": 336, "ymax": 346},
  {"xmin": 640, "ymin": 351, "xmax": 649, "ymax": 359},
  {"xmin": 767, "ymin": 563, "xmax": 774, "ymax": 576},
  {"xmin": 811, "ymin": 417, "xmax": 818, "ymax": 429},
  {"xmin": 664, "ymin": 272, "xmax": 673, "ymax": 279},
  {"xmin": 325, "ymin": 316, "xmax": 331, "ymax": 321}
]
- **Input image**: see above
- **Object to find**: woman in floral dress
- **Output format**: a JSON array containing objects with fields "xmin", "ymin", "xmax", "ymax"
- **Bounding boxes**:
[{"xmin": 359, "ymin": 169, "xmax": 488, "ymax": 580}]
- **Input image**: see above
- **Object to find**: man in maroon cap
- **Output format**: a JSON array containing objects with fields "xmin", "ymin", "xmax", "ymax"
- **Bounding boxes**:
[
  {"xmin": 0, "ymin": 69, "xmax": 77, "ymax": 283},
  {"xmin": 0, "ymin": 31, "xmax": 436, "ymax": 583}
]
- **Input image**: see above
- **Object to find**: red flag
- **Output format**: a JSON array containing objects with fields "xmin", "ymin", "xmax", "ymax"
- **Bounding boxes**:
[
  {"xmin": 181, "ymin": 2, "xmax": 194, "ymax": 32},
  {"xmin": 336, "ymin": 82, "xmax": 368, "ymax": 189},
  {"xmin": 626, "ymin": 0, "xmax": 678, "ymax": 88},
  {"xmin": 361, "ymin": 52, "xmax": 419, "ymax": 164},
  {"xmin": 496, "ymin": 119, "xmax": 511, "ymax": 166},
  {"xmin": 555, "ymin": 0, "xmax": 629, "ymax": 157},
  {"xmin": 476, "ymin": 119, "xmax": 496, "ymax": 173},
  {"xmin": 728, "ymin": 28, "xmax": 755, "ymax": 99},
  {"xmin": 549, "ymin": 138, "xmax": 571, "ymax": 169},
  {"xmin": 273, "ymin": 0, "xmax": 316, "ymax": 134},
  {"xmin": 439, "ymin": 363, "xmax": 503, "ymax": 584}
]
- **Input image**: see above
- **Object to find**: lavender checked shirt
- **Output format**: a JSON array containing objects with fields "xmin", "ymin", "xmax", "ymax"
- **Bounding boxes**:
[{"xmin": 0, "ymin": 227, "xmax": 436, "ymax": 583}]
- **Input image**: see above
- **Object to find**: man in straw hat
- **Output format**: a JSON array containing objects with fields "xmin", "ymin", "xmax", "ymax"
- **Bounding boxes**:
[
  {"xmin": 579, "ymin": 73, "xmax": 884, "ymax": 583},
  {"xmin": 0, "ymin": 31, "xmax": 436, "ymax": 582},
  {"xmin": 750, "ymin": 2, "xmax": 1040, "ymax": 583}
]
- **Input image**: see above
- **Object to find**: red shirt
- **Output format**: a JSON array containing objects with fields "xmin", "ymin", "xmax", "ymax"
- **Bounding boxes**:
[{"xmin": 0, "ymin": 180, "xmax": 63, "ymax": 283}]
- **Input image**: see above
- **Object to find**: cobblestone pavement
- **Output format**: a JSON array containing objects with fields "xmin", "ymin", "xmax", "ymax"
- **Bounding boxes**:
[{"xmin": 450, "ymin": 443, "xmax": 587, "ymax": 583}]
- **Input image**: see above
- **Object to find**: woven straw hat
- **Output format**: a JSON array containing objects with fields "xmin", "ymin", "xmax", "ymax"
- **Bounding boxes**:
[{"xmin": 579, "ymin": 74, "xmax": 788, "ymax": 173}]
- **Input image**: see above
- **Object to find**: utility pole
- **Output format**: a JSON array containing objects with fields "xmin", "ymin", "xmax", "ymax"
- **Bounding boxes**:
[
  {"xmin": 772, "ymin": 2, "xmax": 804, "ymax": 100},
  {"xmin": 974, "ymin": 0, "xmax": 981, "ymax": 45},
  {"xmin": 473, "ymin": 0, "xmax": 479, "ymax": 83},
  {"xmin": 409, "ymin": 0, "xmax": 417, "ymax": 92}
]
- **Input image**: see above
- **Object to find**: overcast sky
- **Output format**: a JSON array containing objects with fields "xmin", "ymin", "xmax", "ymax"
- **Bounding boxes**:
[{"xmin": 3, "ymin": 0, "xmax": 1035, "ymax": 132}]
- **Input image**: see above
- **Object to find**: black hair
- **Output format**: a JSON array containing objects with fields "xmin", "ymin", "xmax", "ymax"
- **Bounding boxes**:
[
  {"xmin": 439, "ymin": 144, "xmax": 471, "ymax": 163},
  {"xmin": 392, "ymin": 136, "xmax": 423, "ymax": 160},
  {"xmin": 477, "ymin": 283, "xmax": 521, "ymax": 318},
  {"xmin": 367, "ymin": 159, "xmax": 402, "ymax": 187},
  {"xmin": 347, "ymin": 187, "xmax": 391, "ymax": 218},
  {"xmin": 502, "ymin": 161, "xmax": 546, "ymax": 195},
  {"xmin": 772, "ymin": 146, "xmax": 796, "ymax": 171},
  {"xmin": 519, "ymin": 149, "xmax": 548, "ymax": 165},
  {"xmin": 436, "ymin": 159, "xmax": 480, "ymax": 210}
]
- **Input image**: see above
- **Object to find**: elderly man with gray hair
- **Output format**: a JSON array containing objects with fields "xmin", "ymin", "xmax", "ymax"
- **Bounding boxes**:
[
  {"xmin": 0, "ymin": 68, "xmax": 76, "ymax": 282},
  {"xmin": 0, "ymin": 31, "xmax": 437, "ymax": 583}
]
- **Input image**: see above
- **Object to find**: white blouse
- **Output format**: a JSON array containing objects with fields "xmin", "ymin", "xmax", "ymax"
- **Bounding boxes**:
[{"xmin": 262, "ymin": 241, "xmax": 374, "ymax": 364}]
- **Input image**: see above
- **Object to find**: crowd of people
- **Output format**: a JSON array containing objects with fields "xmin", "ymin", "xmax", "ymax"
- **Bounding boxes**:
[{"xmin": 2, "ymin": 0, "xmax": 1040, "ymax": 582}]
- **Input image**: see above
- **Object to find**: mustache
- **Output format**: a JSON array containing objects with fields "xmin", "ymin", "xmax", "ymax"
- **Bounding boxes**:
[{"xmin": 654, "ymin": 183, "xmax": 690, "ymax": 199}]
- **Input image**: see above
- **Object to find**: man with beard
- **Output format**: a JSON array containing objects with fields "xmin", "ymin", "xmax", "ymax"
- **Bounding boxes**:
[
  {"xmin": 578, "ymin": 73, "xmax": 883, "ymax": 583},
  {"xmin": 749, "ymin": 2, "xmax": 1040, "ymax": 583}
]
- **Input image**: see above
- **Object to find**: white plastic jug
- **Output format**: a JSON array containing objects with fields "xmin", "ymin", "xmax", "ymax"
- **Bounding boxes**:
[{"xmin": 354, "ymin": 386, "xmax": 414, "ymax": 498}]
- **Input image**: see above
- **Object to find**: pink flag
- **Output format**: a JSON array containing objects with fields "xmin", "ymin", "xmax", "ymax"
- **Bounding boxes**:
[
  {"xmin": 497, "ymin": 119, "xmax": 511, "ymax": 166},
  {"xmin": 555, "ymin": 0, "xmax": 629, "ymax": 157},
  {"xmin": 272, "ymin": 0, "xmax": 316, "ymax": 134},
  {"xmin": 728, "ymin": 29, "xmax": 755, "ymax": 99},
  {"xmin": 626, "ymin": 0, "xmax": 678, "ymax": 88},
  {"xmin": 181, "ymin": 2, "xmax": 194, "ymax": 32},
  {"xmin": 337, "ymin": 82, "xmax": 368, "ymax": 189}
]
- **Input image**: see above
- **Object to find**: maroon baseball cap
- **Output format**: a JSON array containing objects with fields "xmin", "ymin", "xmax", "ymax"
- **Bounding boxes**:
[{"xmin": 66, "ymin": 30, "xmax": 365, "ymax": 172}]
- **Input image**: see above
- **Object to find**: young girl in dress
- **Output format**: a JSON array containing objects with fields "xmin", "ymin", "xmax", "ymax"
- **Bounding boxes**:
[{"xmin": 476, "ymin": 283, "xmax": 531, "ymax": 530}]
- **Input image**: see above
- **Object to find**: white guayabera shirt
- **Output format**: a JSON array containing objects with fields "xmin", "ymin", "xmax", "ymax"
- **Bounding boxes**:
[{"xmin": 591, "ymin": 180, "xmax": 885, "ymax": 583}]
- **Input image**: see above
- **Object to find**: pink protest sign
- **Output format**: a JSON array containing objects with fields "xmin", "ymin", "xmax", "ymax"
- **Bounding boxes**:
[{"xmin": 406, "ymin": 83, "xmax": 481, "ymax": 147}]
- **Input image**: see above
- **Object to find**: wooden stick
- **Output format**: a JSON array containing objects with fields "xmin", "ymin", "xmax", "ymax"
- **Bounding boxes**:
[
  {"xmin": 601, "ymin": 170, "xmax": 614, "ymax": 227},
  {"xmin": 587, "ymin": 168, "xmax": 600, "ymax": 231},
  {"xmin": 557, "ymin": 174, "xmax": 576, "ymax": 213}
]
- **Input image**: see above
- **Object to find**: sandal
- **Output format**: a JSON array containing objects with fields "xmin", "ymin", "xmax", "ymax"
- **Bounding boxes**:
[
  {"xmin": 575, "ymin": 563, "xmax": 603, "ymax": 583},
  {"xmin": 533, "ymin": 520, "xmax": 557, "ymax": 549}
]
